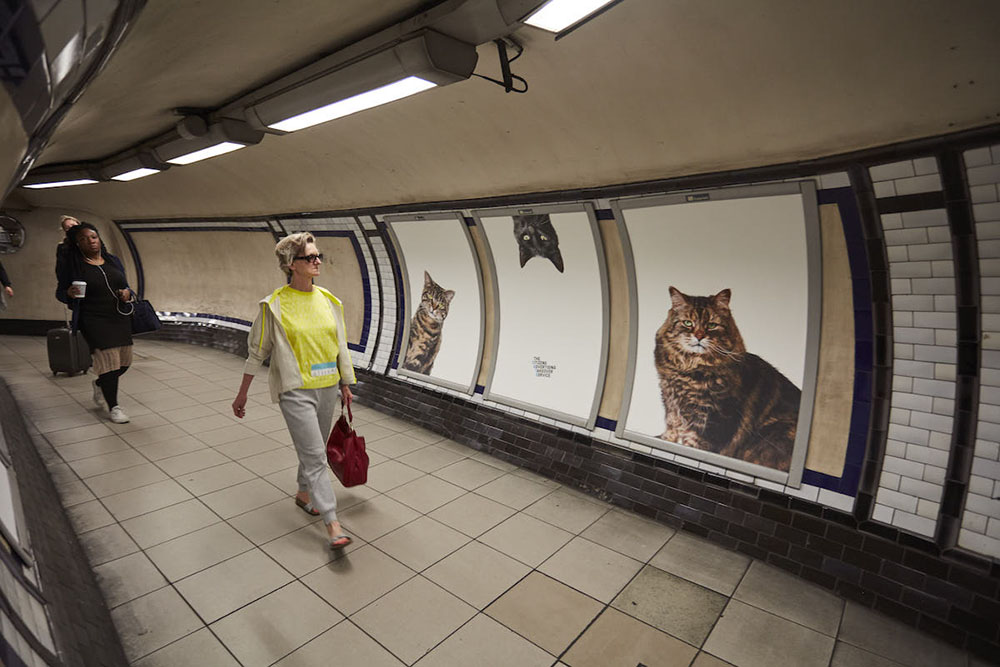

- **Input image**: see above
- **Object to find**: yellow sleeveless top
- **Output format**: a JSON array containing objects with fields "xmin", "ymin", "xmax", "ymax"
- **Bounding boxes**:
[{"xmin": 278, "ymin": 285, "xmax": 340, "ymax": 389}]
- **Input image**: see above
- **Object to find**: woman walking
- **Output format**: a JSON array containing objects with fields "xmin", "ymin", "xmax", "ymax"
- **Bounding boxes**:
[
  {"xmin": 57, "ymin": 223, "xmax": 133, "ymax": 423},
  {"xmin": 232, "ymin": 232, "xmax": 356, "ymax": 549}
]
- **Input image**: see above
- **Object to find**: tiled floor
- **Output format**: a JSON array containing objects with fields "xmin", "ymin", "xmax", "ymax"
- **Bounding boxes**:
[{"xmin": 1, "ymin": 336, "xmax": 992, "ymax": 667}]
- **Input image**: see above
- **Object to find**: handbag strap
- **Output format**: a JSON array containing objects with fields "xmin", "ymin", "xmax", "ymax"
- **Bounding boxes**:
[{"xmin": 341, "ymin": 399, "xmax": 353, "ymax": 423}]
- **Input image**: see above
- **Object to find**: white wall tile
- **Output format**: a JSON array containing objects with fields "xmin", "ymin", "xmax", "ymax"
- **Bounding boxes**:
[
  {"xmin": 958, "ymin": 529, "xmax": 1000, "ymax": 559},
  {"xmin": 870, "ymin": 161, "xmax": 915, "ymax": 181},
  {"xmin": 895, "ymin": 175, "xmax": 942, "ymax": 195},
  {"xmin": 891, "ymin": 510, "xmax": 935, "ymax": 537},
  {"xmin": 964, "ymin": 147, "xmax": 993, "ymax": 168}
]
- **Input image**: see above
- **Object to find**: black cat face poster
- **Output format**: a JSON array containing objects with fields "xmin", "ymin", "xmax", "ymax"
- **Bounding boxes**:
[
  {"xmin": 476, "ymin": 205, "xmax": 609, "ymax": 426},
  {"xmin": 615, "ymin": 184, "xmax": 821, "ymax": 481},
  {"xmin": 514, "ymin": 214, "xmax": 565, "ymax": 272}
]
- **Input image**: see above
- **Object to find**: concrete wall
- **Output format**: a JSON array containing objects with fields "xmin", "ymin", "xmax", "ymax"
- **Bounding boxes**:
[{"xmin": 0, "ymin": 205, "xmax": 134, "ymax": 321}]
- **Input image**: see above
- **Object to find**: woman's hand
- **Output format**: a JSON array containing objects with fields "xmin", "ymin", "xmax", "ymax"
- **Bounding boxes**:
[
  {"xmin": 232, "ymin": 393, "xmax": 248, "ymax": 419},
  {"xmin": 118, "ymin": 288, "xmax": 131, "ymax": 302},
  {"xmin": 3, "ymin": 286, "xmax": 11, "ymax": 298},
  {"xmin": 67, "ymin": 285, "xmax": 81, "ymax": 299},
  {"xmin": 233, "ymin": 374, "xmax": 255, "ymax": 419},
  {"xmin": 341, "ymin": 385, "xmax": 353, "ymax": 408}
]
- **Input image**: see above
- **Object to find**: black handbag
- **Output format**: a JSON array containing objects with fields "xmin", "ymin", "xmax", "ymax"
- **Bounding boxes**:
[{"xmin": 130, "ymin": 299, "xmax": 162, "ymax": 334}]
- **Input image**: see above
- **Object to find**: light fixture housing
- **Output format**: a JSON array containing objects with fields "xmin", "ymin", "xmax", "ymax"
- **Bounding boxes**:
[
  {"xmin": 245, "ymin": 30, "xmax": 478, "ymax": 133},
  {"xmin": 20, "ymin": 168, "xmax": 101, "ymax": 189},
  {"xmin": 522, "ymin": 0, "xmax": 620, "ymax": 33},
  {"xmin": 102, "ymin": 151, "xmax": 169, "ymax": 182},
  {"xmin": 153, "ymin": 119, "xmax": 264, "ymax": 165}
]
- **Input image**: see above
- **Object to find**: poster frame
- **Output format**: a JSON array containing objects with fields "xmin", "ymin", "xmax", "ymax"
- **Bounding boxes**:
[
  {"xmin": 612, "ymin": 181, "xmax": 822, "ymax": 486},
  {"xmin": 472, "ymin": 201, "xmax": 611, "ymax": 429},
  {"xmin": 384, "ymin": 211, "xmax": 486, "ymax": 395}
]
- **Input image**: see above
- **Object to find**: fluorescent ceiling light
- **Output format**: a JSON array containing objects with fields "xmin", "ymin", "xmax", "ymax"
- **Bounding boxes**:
[
  {"xmin": 246, "ymin": 31, "xmax": 476, "ymax": 132},
  {"xmin": 166, "ymin": 141, "xmax": 246, "ymax": 165},
  {"xmin": 524, "ymin": 0, "xmax": 618, "ymax": 32},
  {"xmin": 269, "ymin": 76, "xmax": 437, "ymax": 132},
  {"xmin": 23, "ymin": 179, "xmax": 98, "ymax": 189},
  {"xmin": 111, "ymin": 167, "xmax": 161, "ymax": 182}
]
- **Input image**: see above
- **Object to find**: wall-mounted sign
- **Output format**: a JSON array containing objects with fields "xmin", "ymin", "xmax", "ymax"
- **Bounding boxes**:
[{"xmin": 0, "ymin": 214, "xmax": 25, "ymax": 254}]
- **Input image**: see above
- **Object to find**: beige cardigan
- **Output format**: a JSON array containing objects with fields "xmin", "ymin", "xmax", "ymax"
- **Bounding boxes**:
[{"xmin": 243, "ymin": 285, "xmax": 357, "ymax": 403}]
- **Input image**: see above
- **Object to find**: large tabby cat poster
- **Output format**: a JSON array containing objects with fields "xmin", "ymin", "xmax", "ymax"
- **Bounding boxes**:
[
  {"xmin": 387, "ymin": 214, "xmax": 484, "ymax": 393},
  {"xmin": 477, "ymin": 205, "xmax": 608, "ymax": 426},
  {"xmin": 616, "ymin": 184, "xmax": 820, "ymax": 481}
]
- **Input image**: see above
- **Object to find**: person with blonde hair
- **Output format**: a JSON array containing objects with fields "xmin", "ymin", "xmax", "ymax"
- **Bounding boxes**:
[{"xmin": 232, "ymin": 232, "xmax": 356, "ymax": 549}]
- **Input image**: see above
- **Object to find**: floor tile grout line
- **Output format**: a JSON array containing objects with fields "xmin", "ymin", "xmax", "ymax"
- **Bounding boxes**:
[{"xmin": 9, "ymin": 340, "xmax": 952, "ymax": 667}]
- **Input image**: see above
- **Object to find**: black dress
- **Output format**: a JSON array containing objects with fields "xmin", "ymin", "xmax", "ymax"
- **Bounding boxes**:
[{"xmin": 77, "ymin": 262, "xmax": 132, "ymax": 351}]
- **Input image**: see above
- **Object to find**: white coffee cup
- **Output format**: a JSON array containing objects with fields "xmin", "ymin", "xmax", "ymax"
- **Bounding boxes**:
[{"xmin": 71, "ymin": 280, "xmax": 87, "ymax": 298}]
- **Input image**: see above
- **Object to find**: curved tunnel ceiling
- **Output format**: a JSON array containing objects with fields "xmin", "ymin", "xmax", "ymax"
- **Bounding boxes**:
[{"xmin": 13, "ymin": 0, "xmax": 1000, "ymax": 219}]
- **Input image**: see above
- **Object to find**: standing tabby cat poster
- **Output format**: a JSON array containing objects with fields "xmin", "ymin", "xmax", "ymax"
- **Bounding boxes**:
[
  {"xmin": 654, "ymin": 286, "xmax": 801, "ymax": 471},
  {"xmin": 388, "ymin": 214, "xmax": 484, "ymax": 392},
  {"xmin": 617, "ymin": 187, "xmax": 819, "ymax": 477},
  {"xmin": 402, "ymin": 271, "xmax": 455, "ymax": 374}
]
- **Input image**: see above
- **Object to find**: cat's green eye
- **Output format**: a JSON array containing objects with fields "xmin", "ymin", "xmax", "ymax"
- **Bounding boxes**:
[
  {"xmin": 707, "ymin": 323, "xmax": 719, "ymax": 330},
  {"xmin": 523, "ymin": 235, "xmax": 530, "ymax": 241},
  {"xmin": 540, "ymin": 235, "xmax": 548, "ymax": 241},
  {"xmin": 682, "ymin": 320, "xmax": 693, "ymax": 327}
]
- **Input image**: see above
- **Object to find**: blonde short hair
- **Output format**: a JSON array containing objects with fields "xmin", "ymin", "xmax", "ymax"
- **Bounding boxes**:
[
  {"xmin": 275, "ymin": 232, "xmax": 316, "ymax": 277},
  {"xmin": 60, "ymin": 215, "xmax": 80, "ymax": 232}
]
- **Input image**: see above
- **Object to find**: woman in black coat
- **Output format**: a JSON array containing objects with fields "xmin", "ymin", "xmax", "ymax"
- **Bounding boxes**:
[{"xmin": 57, "ymin": 223, "xmax": 133, "ymax": 423}]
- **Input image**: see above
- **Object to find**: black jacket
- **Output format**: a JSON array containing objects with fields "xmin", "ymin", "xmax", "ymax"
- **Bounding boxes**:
[{"xmin": 56, "ymin": 245, "xmax": 128, "ymax": 305}]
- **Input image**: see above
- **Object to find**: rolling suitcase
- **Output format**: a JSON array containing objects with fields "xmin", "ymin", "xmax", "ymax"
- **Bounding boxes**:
[{"xmin": 47, "ymin": 316, "xmax": 91, "ymax": 375}]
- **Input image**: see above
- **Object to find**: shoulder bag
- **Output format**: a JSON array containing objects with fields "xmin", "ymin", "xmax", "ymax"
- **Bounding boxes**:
[{"xmin": 94, "ymin": 262, "xmax": 162, "ymax": 334}]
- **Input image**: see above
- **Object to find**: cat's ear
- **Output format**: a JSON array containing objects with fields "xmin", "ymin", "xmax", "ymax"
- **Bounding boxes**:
[
  {"xmin": 668, "ymin": 286, "xmax": 688, "ymax": 309},
  {"xmin": 548, "ymin": 248, "xmax": 565, "ymax": 273},
  {"xmin": 713, "ymin": 289, "xmax": 732, "ymax": 309},
  {"xmin": 423, "ymin": 271, "xmax": 432, "ymax": 286},
  {"xmin": 519, "ymin": 245, "xmax": 531, "ymax": 268},
  {"xmin": 443, "ymin": 290, "xmax": 456, "ymax": 304}
]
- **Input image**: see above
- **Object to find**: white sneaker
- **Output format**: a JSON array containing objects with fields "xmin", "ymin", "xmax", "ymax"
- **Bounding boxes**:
[
  {"xmin": 92, "ymin": 380, "xmax": 104, "ymax": 407},
  {"xmin": 109, "ymin": 406, "xmax": 130, "ymax": 424}
]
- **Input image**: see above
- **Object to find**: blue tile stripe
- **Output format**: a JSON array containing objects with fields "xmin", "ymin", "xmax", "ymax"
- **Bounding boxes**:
[
  {"xmin": 800, "ymin": 186, "xmax": 871, "ymax": 497},
  {"xmin": 594, "ymin": 416, "xmax": 618, "ymax": 430},
  {"xmin": 378, "ymin": 221, "xmax": 407, "ymax": 370},
  {"xmin": 311, "ymin": 231, "xmax": 373, "ymax": 354},
  {"xmin": 113, "ymin": 222, "xmax": 145, "ymax": 299}
]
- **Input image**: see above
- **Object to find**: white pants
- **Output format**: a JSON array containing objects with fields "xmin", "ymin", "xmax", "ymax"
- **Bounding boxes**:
[{"xmin": 278, "ymin": 385, "xmax": 339, "ymax": 524}]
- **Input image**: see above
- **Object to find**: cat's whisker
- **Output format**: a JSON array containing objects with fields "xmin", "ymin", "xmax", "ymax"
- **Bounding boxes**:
[{"xmin": 704, "ymin": 340, "xmax": 744, "ymax": 359}]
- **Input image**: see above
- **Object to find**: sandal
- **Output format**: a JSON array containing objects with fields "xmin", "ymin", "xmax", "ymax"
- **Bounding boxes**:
[
  {"xmin": 295, "ymin": 497, "xmax": 320, "ymax": 516},
  {"xmin": 330, "ymin": 534, "xmax": 352, "ymax": 550}
]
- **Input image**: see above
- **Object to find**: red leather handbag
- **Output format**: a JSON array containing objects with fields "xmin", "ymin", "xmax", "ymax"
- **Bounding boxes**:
[{"xmin": 326, "ymin": 404, "xmax": 369, "ymax": 487}]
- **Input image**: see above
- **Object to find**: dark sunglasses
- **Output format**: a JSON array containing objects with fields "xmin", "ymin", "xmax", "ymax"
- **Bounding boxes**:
[{"xmin": 294, "ymin": 253, "xmax": 324, "ymax": 263}]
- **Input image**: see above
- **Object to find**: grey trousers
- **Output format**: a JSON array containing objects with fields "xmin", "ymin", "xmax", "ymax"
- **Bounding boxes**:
[{"xmin": 278, "ymin": 385, "xmax": 339, "ymax": 524}]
